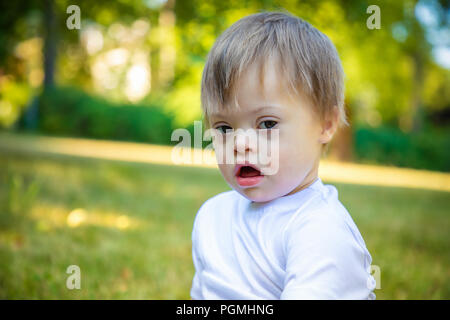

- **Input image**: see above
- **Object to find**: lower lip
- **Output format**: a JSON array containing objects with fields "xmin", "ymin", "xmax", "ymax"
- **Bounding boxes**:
[{"xmin": 236, "ymin": 175, "xmax": 264, "ymax": 187}]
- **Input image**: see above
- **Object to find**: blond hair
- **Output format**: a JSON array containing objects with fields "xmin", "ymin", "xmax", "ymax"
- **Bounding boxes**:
[{"xmin": 201, "ymin": 11, "xmax": 349, "ymax": 129}]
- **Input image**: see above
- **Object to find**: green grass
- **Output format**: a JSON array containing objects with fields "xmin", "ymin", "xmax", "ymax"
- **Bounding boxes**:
[{"xmin": 0, "ymin": 152, "xmax": 448, "ymax": 299}]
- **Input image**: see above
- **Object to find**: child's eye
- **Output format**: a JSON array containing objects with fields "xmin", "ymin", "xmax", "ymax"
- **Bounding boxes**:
[
  {"xmin": 215, "ymin": 125, "xmax": 233, "ymax": 134},
  {"xmin": 258, "ymin": 120, "xmax": 278, "ymax": 129}
]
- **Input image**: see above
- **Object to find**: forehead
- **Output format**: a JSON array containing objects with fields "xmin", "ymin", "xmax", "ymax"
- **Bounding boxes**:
[{"xmin": 209, "ymin": 56, "xmax": 295, "ymax": 119}]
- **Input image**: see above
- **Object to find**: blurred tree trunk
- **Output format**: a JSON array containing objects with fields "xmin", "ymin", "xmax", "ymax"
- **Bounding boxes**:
[
  {"xmin": 25, "ymin": 0, "xmax": 57, "ymax": 130},
  {"xmin": 43, "ymin": 0, "xmax": 57, "ymax": 89},
  {"xmin": 411, "ymin": 50, "xmax": 424, "ymax": 133},
  {"xmin": 149, "ymin": 15, "xmax": 159, "ymax": 92},
  {"xmin": 158, "ymin": 0, "xmax": 176, "ymax": 89},
  {"xmin": 402, "ymin": 17, "xmax": 427, "ymax": 134}
]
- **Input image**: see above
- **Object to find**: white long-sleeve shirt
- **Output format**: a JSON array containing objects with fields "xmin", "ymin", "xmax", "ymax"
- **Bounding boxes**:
[{"xmin": 190, "ymin": 177, "xmax": 376, "ymax": 300}]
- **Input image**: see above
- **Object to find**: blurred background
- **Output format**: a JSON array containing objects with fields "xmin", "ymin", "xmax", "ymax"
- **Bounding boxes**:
[{"xmin": 0, "ymin": 0, "xmax": 448, "ymax": 299}]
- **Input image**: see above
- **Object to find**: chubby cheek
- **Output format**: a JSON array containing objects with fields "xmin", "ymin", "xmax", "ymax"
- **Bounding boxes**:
[
  {"xmin": 275, "ymin": 137, "xmax": 316, "ymax": 178},
  {"xmin": 217, "ymin": 163, "xmax": 235, "ymax": 186},
  {"xmin": 282, "ymin": 125, "xmax": 319, "ymax": 161},
  {"xmin": 269, "ymin": 157, "xmax": 300, "ymax": 192}
]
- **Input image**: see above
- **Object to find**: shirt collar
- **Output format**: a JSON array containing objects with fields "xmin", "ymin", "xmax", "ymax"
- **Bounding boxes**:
[{"xmin": 247, "ymin": 177, "xmax": 326, "ymax": 213}]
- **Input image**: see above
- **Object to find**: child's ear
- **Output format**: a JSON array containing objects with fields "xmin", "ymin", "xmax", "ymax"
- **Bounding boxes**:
[{"xmin": 318, "ymin": 106, "xmax": 339, "ymax": 144}]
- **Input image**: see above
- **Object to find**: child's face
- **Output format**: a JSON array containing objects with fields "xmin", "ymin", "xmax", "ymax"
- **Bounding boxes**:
[{"xmin": 209, "ymin": 56, "xmax": 330, "ymax": 202}]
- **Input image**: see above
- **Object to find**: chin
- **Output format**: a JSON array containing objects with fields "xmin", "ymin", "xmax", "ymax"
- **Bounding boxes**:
[{"xmin": 238, "ymin": 187, "xmax": 277, "ymax": 203}]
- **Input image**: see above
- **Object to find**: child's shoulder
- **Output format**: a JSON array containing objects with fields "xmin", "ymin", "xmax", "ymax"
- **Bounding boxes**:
[
  {"xmin": 204, "ymin": 189, "xmax": 239, "ymax": 206},
  {"xmin": 283, "ymin": 184, "xmax": 371, "ymax": 265},
  {"xmin": 289, "ymin": 185, "xmax": 357, "ymax": 235},
  {"xmin": 193, "ymin": 189, "xmax": 240, "ymax": 225},
  {"xmin": 199, "ymin": 189, "xmax": 239, "ymax": 212}
]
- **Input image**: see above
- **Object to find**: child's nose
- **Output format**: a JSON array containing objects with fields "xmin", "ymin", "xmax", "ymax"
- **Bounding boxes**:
[{"xmin": 234, "ymin": 131, "xmax": 256, "ymax": 155}]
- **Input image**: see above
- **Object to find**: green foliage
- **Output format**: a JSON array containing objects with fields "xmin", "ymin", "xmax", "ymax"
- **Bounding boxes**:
[
  {"xmin": 3, "ymin": 0, "xmax": 449, "ymax": 171},
  {"xmin": 354, "ymin": 125, "xmax": 450, "ymax": 172},
  {"xmin": 0, "ymin": 79, "xmax": 33, "ymax": 128},
  {"xmin": 35, "ymin": 86, "xmax": 176, "ymax": 145},
  {"xmin": 0, "ymin": 173, "xmax": 39, "ymax": 231}
]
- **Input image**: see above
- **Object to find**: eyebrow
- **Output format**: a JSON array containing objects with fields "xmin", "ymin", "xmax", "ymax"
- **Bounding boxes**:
[{"xmin": 209, "ymin": 105, "xmax": 281, "ymax": 120}]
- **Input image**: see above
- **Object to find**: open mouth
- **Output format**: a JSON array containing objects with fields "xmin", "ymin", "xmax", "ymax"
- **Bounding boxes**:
[
  {"xmin": 238, "ymin": 166, "xmax": 261, "ymax": 177},
  {"xmin": 235, "ymin": 164, "xmax": 264, "ymax": 187}
]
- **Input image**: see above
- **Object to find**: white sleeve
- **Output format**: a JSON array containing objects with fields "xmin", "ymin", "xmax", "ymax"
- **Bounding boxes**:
[
  {"xmin": 280, "ymin": 209, "xmax": 373, "ymax": 300},
  {"xmin": 190, "ymin": 203, "xmax": 206, "ymax": 300}
]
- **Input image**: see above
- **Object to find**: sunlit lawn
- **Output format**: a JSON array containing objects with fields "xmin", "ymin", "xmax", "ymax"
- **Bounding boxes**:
[{"xmin": 0, "ymin": 152, "xmax": 448, "ymax": 299}]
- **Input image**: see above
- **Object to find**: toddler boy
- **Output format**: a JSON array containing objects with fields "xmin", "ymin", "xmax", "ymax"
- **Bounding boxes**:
[{"xmin": 191, "ymin": 11, "xmax": 376, "ymax": 300}]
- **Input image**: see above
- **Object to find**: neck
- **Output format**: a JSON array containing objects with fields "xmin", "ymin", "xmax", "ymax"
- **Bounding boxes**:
[{"xmin": 284, "ymin": 158, "xmax": 320, "ymax": 196}]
